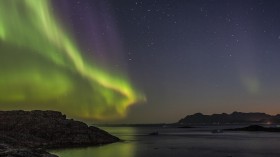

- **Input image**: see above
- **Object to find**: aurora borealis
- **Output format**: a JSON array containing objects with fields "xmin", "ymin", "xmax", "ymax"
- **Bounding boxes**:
[
  {"xmin": 2, "ymin": 0, "xmax": 280, "ymax": 123},
  {"xmin": 110, "ymin": 0, "xmax": 280, "ymax": 123},
  {"xmin": 0, "ymin": 0, "xmax": 144, "ymax": 120}
]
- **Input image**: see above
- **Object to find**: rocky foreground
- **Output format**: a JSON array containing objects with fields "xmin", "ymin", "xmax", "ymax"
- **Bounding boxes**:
[{"xmin": 0, "ymin": 110, "xmax": 120, "ymax": 157}]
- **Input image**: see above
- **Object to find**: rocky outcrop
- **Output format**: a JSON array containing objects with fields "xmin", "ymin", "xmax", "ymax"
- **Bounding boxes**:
[
  {"xmin": 226, "ymin": 125, "xmax": 280, "ymax": 132},
  {"xmin": 0, "ymin": 110, "xmax": 120, "ymax": 157},
  {"xmin": 178, "ymin": 112, "xmax": 280, "ymax": 125},
  {"xmin": 0, "ymin": 142, "xmax": 57, "ymax": 157}
]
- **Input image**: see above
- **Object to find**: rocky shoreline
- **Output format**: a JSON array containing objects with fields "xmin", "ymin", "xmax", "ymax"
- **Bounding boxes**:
[
  {"xmin": 226, "ymin": 125, "xmax": 280, "ymax": 132},
  {"xmin": 0, "ymin": 110, "xmax": 120, "ymax": 157}
]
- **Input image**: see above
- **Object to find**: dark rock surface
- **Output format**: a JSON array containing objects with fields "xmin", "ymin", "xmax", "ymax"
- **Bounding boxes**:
[
  {"xmin": 226, "ymin": 125, "xmax": 280, "ymax": 132},
  {"xmin": 0, "ymin": 143, "xmax": 57, "ymax": 157},
  {"xmin": 0, "ymin": 110, "xmax": 120, "ymax": 157},
  {"xmin": 178, "ymin": 112, "xmax": 280, "ymax": 125}
]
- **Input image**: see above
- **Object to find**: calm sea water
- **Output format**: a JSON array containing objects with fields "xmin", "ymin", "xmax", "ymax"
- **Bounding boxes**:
[{"xmin": 51, "ymin": 125, "xmax": 280, "ymax": 157}]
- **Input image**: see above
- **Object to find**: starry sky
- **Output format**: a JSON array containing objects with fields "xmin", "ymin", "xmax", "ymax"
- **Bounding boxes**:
[{"xmin": 1, "ymin": 0, "xmax": 280, "ymax": 123}]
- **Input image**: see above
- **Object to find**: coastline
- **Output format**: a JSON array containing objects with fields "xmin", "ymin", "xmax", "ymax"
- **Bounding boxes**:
[
  {"xmin": 51, "ymin": 125, "xmax": 280, "ymax": 157},
  {"xmin": 0, "ymin": 110, "xmax": 120, "ymax": 157}
]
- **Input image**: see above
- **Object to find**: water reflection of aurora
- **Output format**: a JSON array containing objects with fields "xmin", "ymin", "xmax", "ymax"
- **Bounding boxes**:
[
  {"xmin": 52, "ymin": 143, "xmax": 136, "ymax": 157},
  {"xmin": 0, "ymin": 0, "xmax": 145, "ymax": 120},
  {"xmin": 52, "ymin": 127, "xmax": 137, "ymax": 157}
]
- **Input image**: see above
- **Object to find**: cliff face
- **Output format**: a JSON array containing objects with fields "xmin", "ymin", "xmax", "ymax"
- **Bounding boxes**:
[
  {"xmin": 0, "ymin": 110, "xmax": 120, "ymax": 157},
  {"xmin": 178, "ymin": 112, "xmax": 280, "ymax": 124}
]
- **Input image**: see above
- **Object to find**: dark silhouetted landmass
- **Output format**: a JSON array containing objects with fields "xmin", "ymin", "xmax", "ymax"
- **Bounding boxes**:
[
  {"xmin": 148, "ymin": 131, "xmax": 159, "ymax": 136},
  {"xmin": 178, "ymin": 125, "xmax": 195, "ymax": 128},
  {"xmin": 0, "ymin": 110, "xmax": 119, "ymax": 157},
  {"xmin": 226, "ymin": 125, "xmax": 280, "ymax": 132},
  {"xmin": 178, "ymin": 112, "xmax": 280, "ymax": 125},
  {"xmin": 96, "ymin": 123, "xmax": 166, "ymax": 127}
]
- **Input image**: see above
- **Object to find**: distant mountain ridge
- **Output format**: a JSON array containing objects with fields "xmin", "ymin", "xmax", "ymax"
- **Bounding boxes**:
[{"xmin": 178, "ymin": 112, "xmax": 280, "ymax": 124}]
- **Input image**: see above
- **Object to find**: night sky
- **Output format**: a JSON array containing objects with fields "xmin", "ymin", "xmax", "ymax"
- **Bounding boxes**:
[{"xmin": 1, "ymin": 0, "xmax": 280, "ymax": 123}]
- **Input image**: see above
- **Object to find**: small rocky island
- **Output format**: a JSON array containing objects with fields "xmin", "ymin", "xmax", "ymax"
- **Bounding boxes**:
[
  {"xmin": 0, "ymin": 110, "xmax": 119, "ymax": 157},
  {"xmin": 226, "ymin": 125, "xmax": 280, "ymax": 132}
]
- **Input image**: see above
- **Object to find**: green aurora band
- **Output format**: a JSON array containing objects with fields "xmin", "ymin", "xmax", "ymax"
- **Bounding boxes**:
[{"xmin": 0, "ymin": 0, "xmax": 145, "ymax": 120}]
